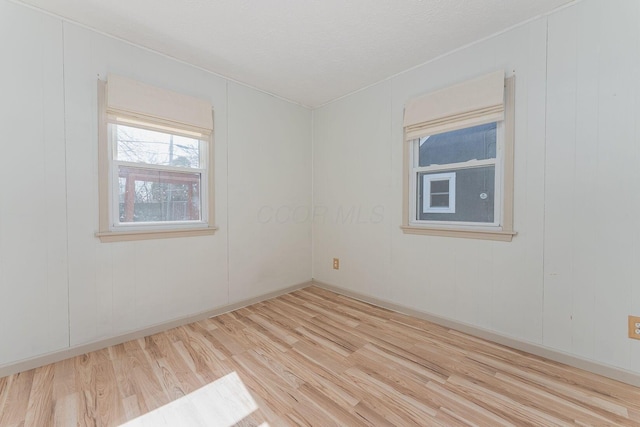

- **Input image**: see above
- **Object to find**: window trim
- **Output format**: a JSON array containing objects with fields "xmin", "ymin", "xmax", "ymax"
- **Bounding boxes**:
[
  {"xmin": 96, "ymin": 79, "xmax": 217, "ymax": 242},
  {"xmin": 401, "ymin": 75, "xmax": 516, "ymax": 242}
]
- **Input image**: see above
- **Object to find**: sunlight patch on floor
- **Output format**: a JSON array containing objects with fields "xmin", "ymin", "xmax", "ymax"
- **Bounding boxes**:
[{"xmin": 120, "ymin": 371, "xmax": 265, "ymax": 426}]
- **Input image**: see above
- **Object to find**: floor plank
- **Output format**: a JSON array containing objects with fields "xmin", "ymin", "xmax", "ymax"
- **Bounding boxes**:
[{"xmin": 1, "ymin": 286, "xmax": 640, "ymax": 426}]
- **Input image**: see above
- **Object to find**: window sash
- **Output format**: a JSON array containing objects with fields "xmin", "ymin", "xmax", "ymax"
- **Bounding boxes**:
[
  {"xmin": 107, "ymin": 122, "xmax": 210, "ymax": 231},
  {"xmin": 408, "ymin": 121, "xmax": 504, "ymax": 228},
  {"xmin": 113, "ymin": 167, "xmax": 202, "ymax": 228}
]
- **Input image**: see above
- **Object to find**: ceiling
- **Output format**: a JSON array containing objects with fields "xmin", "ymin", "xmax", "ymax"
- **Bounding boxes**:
[{"xmin": 18, "ymin": 0, "xmax": 573, "ymax": 107}]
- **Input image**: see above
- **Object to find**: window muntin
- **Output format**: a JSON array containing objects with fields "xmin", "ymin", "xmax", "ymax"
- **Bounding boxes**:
[
  {"xmin": 410, "ymin": 122, "xmax": 502, "ymax": 227},
  {"xmin": 108, "ymin": 121, "xmax": 209, "ymax": 230}
]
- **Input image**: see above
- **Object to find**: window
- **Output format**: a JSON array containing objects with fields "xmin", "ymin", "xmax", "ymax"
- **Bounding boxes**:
[
  {"xmin": 111, "ymin": 122, "xmax": 206, "ymax": 225},
  {"xmin": 414, "ymin": 123, "xmax": 496, "ymax": 222},
  {"xmin": 402, "ymin": 71, "xmax": 516, "ymax": 241},
  {"xmin": 97, "ymin": 75, "xmax": 216, "ymax": 242},
  {"xmin": 421, "ymin": 172, "xmax": 456, "ymax": 213}
]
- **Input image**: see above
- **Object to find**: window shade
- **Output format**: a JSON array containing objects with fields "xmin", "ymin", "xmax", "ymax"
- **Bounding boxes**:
[
  {"xmin": 106, "ymin": 74, "xmax": 213, "ymax": 135},
  {"xmin": 404, "ymin": 70, "xmax": 505, "ymax": 140}
]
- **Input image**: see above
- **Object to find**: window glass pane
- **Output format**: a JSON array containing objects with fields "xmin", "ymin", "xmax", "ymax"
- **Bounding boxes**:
[
  {"xmin": 418, "ymin": 166, "xmax": 494, "ymax": 222},
  {"xmin": 114, "ymin": 124, "xmax": 201, "ymax": 168},
  {"xmin": 118, "ymin": 166, "xmax": 201, "ymax": 223},
  {"xmin": 430, "ymin": 180, "xmax": 449, "ymax": 194},
  {"xmin": 430, "ymin": 194, "xmax": 449, "ymax": 207},
  {"xmin": 418, "ymin": 122, "xmax": 496, "ymax": 167}
]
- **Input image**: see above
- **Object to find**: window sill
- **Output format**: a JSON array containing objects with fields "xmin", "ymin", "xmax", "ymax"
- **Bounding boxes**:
[
  {"xmin": 400, "ymin": 225, "xmax": 516, "ymax": 242},
  {"xmin": 96, "ymin": 226, "xmax": 218, "ymax": 243}
]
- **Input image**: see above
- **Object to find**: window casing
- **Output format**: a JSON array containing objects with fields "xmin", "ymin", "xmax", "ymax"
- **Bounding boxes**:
[
  {"xmin": 97, "ymin": 76, "xmax": 216, "ymax": 242},
  {"xmin": 402, "ymin": 72, "xmax": 516, "ymax": 241}
]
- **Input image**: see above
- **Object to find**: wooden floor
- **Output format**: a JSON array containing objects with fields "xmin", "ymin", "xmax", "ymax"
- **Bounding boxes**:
[{"xmin": 1, "ymin": 287, "xmax": 640, "ymax": 426}]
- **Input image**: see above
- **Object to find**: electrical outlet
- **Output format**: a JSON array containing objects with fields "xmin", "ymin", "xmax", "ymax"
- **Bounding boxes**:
[
  {"xmin": 629, "ymin": 316, "xmax": 640, "ymax": 340},
  {"xmin": 332, "ymin": 258, "xmax": 340, "ymax": 270}
]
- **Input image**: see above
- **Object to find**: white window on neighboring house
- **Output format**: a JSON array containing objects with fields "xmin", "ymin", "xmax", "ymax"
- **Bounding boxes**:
[
  {"xmin": 422, "ymin": 171, "xmax": 456, "ymax": 214},
  {"xmin": 97, "ymin": 74, "xmax": 217, "ymax": 242},
  {"xmin": 402, "ymin": 70, "xmax": 516, "ymax": 241}
]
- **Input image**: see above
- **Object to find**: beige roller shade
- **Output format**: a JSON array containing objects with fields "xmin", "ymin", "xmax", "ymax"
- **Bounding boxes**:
[
  {"xmin": 106, "ymin": 74, "xmax": 213, "ymax": 135},
  {"xmin": 404, "ymin": 70, "xmax": 505, "ymax": 140}
]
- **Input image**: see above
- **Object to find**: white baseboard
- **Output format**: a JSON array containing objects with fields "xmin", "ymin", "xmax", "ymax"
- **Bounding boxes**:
[
  {"xmin": 5, "ymin": 278, "xmax": 638, "ymax": 389},
  {"xmin": 312, "ymin": 280, "xmax": 640, "ymax": 388},
  {"xmin": 0, "ymin": 281, "xmax": 311, "ymax": 378}
]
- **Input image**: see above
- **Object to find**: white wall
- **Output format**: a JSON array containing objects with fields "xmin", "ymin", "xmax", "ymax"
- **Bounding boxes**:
[
  {"xmin": 0, "ymin": 0, "xmax": 311, "ymax": 367},
  {"xmin": 313, "ymin": 81, "xmax": 393, "ymax": 301},
  {"xmin": 543, "ymin": 0, "xmax": 640, "ymax": 372},
  {"xmin": 313, "ymin": 0, "xmax": 640, "ymax": 374},
  {"xmin": 227, "ymin": 82, "xmax": 311, "ymax": 302},
  {"xmin": 0, "ymin": 1, "xmax": 69, "ymax": 365}
]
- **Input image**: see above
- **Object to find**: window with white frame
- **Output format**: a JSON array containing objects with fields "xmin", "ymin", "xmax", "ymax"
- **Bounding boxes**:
[
  {"xmin": 421, "ymin": 171, "xmax": 456, "ymax": 214},
  {"xmin": 110, "ymin": 120, "xmax": 207, "ymax": 225},
  {"xmin": 402, "ymin": 71, "xmax": 516, "ymax": 241},
  {"xmin": 97, "ymin": 74, "xmax": 216, "ymax": 242}
]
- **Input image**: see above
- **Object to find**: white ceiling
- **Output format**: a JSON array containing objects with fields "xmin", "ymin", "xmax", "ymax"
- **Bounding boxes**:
[{"xmin": 18, "ymin": 0, "xmax": 573, "ymax": 107}]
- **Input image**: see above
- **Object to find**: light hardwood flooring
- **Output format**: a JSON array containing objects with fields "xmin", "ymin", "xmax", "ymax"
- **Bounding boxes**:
[{"xmin": 1, "ymin": 286, "xmax": 640, "ymax": 426}]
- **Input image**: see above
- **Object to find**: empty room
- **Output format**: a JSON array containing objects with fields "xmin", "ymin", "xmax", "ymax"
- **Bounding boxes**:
[{"xmin": 1, "ymin": 0, "xmax": 640, "ymax": 425}]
